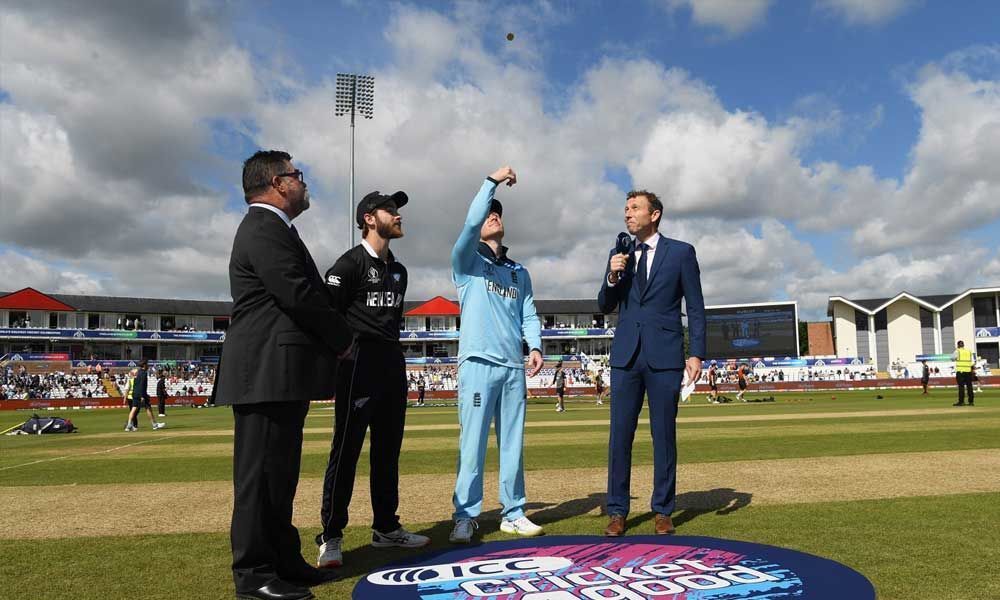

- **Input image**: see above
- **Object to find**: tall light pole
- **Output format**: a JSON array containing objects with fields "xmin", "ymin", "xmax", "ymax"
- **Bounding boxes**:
[{"xmin": 335, "ymin": 73, "xmax": 375, "ymax": 249}]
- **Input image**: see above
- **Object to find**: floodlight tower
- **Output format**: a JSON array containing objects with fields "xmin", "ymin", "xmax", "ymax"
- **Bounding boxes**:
[{"xmin": 335, "ymin": 73, "xmax": 375, "ymax": 248}]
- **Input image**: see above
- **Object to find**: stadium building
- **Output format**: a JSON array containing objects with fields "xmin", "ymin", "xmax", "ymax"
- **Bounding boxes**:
[
  {"xmin": 828, "ymin": 286, "xmax": 1000, "ymax": 370},
  {"xmin": 0, "ymin": 288, "xmax": 619, "ymax": 363}
]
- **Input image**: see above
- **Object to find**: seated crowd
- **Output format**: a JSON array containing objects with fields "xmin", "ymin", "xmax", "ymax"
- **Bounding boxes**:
[
  {"xmin": 0, "ymin": 363, "xmax": 216, "ymax": 400},
  {"xmin": 1, "ymin": 366, "xmax": 109, "ymax": 400}
]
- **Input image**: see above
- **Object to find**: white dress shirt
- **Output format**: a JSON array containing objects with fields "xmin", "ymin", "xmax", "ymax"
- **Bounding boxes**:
[
  {"xmin": 249, "ymin": 202, "xmax": 292, "ymax": 228},
  {"xmin": 607, "ymin": 232, "xmax": 660, "ymax": 286}
]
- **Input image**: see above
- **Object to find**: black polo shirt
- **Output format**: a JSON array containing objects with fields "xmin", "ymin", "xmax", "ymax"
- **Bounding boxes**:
[{"xmin": 325, "ymin": 241, "xmax": 407, "ymax": 344}]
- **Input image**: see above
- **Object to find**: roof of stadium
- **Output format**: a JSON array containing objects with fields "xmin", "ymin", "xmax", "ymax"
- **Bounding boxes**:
[
  {"xmin": 828, "ymin": 286, "xmax": 1000, "ymax": 316},
  {"xmin": 0, "ymin": 288, "xmax": 609, "ymax": 317}
]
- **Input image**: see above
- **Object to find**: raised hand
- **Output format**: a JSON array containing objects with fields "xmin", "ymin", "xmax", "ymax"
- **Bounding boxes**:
[{"xmin": 489, "ymin": 166, "xmax": 517, "ymax": 187}]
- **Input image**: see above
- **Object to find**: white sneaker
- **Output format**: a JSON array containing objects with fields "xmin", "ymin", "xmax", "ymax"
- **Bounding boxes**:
[
  {"xmin": 157, "ymin": 413, "xmax": 166, "ymax": 417},
  {"xmin": 555, "ymin": 405, "xmax": 565, "ymax": 412},
  {"xmin": 124, "ymin": 424, "xmax": 134, "ymax": 432},
  {"xmin": 500, "ymin": 516, "xmax": 544, "ymax": 537},
  {"xmin": 372, "ymin": 527, "xmax": 430, "ymax": 548},
  {"xmin": 449, "ymin": 518, "xmax": 478, "ymax": 544},
  {"xmin": 317, "ymin": 537, "xmax": 343, "ymax": 568},
  {"xmin": 153, "ymin": 422, "xmax": 166, "ymax": 430},
  {"xmin": 596, "ymin": 400, "xmax": 604, "ymax": 405}
]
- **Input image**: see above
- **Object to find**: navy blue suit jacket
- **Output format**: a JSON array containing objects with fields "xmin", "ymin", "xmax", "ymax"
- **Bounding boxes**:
[{"xmin": 598, "ymin": 234, "xmax": 706, "ymax": 370}]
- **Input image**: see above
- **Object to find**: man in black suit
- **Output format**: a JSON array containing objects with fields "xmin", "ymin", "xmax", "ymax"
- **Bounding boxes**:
[{"xmin": 216, "ymin": 150, "xmax": 354, "ymax": 600}]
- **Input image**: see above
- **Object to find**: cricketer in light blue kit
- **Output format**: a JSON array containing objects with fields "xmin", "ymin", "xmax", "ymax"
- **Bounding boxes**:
[{"xmin": 448, "ymin": 165, "xmax": 546, "ymax": 544}]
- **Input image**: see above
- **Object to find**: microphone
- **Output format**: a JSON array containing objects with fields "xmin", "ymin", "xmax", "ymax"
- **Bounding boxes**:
[{"xmin": 615, "ymin": 232, "xmax": 632, "ymax": 255}]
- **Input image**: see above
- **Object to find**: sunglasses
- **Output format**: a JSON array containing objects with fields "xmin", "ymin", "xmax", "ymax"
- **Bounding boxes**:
[{"xmin": 274, "ymin": 170, "xmax": 305, "ymax": 184}]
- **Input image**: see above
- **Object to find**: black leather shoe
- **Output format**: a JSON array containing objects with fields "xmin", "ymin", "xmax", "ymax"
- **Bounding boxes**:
[
  {"xmin": 283, "ymin": 566, "xmax": 341, "ymax": 587},
  {"xmin": 236, "ymin": 579, "xmax": 314, "ymax": 600}
]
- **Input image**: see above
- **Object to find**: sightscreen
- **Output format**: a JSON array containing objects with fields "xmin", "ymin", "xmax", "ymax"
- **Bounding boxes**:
[{"xmin": 704, "ymin": 303, "xmax": 798, "ymax": 359}]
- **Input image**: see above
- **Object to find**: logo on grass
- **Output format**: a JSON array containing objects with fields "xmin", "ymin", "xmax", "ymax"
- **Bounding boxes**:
[{"xmin": 354, "ymin": 536, "xmax": 875, "ymax": 599}]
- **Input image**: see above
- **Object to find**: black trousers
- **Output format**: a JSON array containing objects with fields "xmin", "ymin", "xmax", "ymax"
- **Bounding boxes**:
[
  {"xmin": 318, "ymin": 342, "xmax": 407, "ymax": 543},
  {"xmin": 231, "ymin": 401, "xmax": 311, "ymax": 592},
  {"xmin": 157, "ymin": 394, "xmax": 166, "ymax": 415},
  {"xmin": 956, "ymin": 372, "xmax": 975, "ymax": 404}
]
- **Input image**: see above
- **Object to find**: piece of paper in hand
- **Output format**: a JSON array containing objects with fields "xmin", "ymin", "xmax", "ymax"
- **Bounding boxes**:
[{"xmin": 680, "ymin": 372, "xmax": 696, "ymax": 402}]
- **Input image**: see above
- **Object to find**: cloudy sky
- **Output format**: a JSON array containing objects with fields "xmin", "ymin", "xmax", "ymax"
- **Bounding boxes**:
[{"xmin": 1, "ymin": 0, "xmax": 999, "ymax": 319}]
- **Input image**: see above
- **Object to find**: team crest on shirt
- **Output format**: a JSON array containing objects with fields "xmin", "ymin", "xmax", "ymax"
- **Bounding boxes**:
[
  {"xmin": 367, "ymin": 266, "xmax": 380, "ymax": 283},
  {"xmin": 392, "ymin": 272, "xmax": 401, "ymax": 282},
  {"xmin": 327, "ymin": 275, "xmax": 341, "ymax": 286}
]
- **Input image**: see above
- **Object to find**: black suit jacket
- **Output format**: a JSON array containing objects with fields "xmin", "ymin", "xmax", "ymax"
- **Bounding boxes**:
[{"xmin": 216, "ymin": 207, "xmax": 353, "ymax": 405}]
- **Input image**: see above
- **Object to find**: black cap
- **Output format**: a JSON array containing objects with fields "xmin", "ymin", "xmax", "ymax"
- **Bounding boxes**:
[
  {"xmin": 357, "ymin": 191, "xmax": 408, "ymax": 229},
  {"xmin": 489, "ymin": 198, "xmax": 502, "ymax": 217}
]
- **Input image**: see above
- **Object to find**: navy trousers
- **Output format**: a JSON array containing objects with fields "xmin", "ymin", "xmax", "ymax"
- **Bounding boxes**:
[{"xmin": 607, "ymin": 341, "xmax": 682, "ymax": 517}]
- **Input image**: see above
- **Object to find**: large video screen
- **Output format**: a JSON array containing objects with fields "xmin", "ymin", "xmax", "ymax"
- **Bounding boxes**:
[{"xmin": 704, "ymin": 303, "xmax": 798, "ymax": 359}]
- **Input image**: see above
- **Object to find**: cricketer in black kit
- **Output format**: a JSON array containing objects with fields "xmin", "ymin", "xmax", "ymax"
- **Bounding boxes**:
[{"xmin": 315, "ymin": 190, "xmax": 430, "ymax": 570}]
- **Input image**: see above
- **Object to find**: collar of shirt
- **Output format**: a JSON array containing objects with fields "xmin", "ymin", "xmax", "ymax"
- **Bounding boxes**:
[
  {"xmin": 361, "ymin": 238, "xmax": 395, "ymax": 263},
  {"xmin": 631, "ymin": 231, "xmax": 659, "ymax": 274},
  {"xmin": 249, "ymin": 203, "xmax": 292, "ymax": 228},
  {"xmin": 361, "ymin": 239, "xmax": 379, "ymax": 258},
  {"xmin": 478, "ymin": 241, "xmax": 512, "ymax": 264},
  {"xmin": 634, "ymin": 231, "xmax": 660, "ymax": 251}
]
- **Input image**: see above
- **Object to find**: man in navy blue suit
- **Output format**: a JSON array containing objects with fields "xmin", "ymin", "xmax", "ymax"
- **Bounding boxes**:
[{"xmin": 598, "ymin": 190, "xmax": 706, "ymax": 537}]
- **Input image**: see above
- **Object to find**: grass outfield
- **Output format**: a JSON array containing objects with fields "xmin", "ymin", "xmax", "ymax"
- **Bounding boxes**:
[{"xmin": 1, "ymin": 388, "xmax": 998, "ymax": 599}]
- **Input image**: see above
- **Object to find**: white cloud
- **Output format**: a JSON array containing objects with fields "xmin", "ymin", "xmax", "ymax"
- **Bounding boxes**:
[
  {"xmin": 982, "ymin": 251, "xmax": 1000, "ymax": 281},
  {"xmin": 0, "ymin": 2, "xmax": 996, "ymax": 325},
  {"xmin": 787, "ymin": 248, "xmax": 1000, "ymax": 315},
  {"xmin": 817, "ymin": 0, "xmax": 916, "ymax": 26},
  {"xmin": 0, "ymin": 2, "xmax": 251, "ymax": 298},
  {"xmin": 0, "ymin": 251, "xmax": 103, "ymax": 296},
  {"xmin": 664, "ymin": 0, "xmax": 773, "ymax": 36},
  {"xmin": 850, "ymin": 51, "xmax": 1000, "ymax": 255}
]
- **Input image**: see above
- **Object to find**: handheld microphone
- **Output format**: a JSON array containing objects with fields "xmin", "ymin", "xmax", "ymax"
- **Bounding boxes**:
[{"xmin": 615, "ymin": 232, "xmax": 632, "ymax": 255}]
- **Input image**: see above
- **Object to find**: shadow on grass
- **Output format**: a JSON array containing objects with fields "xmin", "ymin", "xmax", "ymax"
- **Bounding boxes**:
[
  {"xmin": 335, "ymin": 488, "xmax": 751, "ymax": 577},
  {"xmin": 623, "ymin": 487, "xmax": 753, "ymax": 531},
  {"xmin": 335, "ymin": 496, "xmax": 605, "ymax": 578}
]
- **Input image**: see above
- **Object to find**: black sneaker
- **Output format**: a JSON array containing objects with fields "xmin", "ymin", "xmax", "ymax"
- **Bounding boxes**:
[{"xmin": 952, "ymin": 402, "xmax": 965, "ymax": 406}]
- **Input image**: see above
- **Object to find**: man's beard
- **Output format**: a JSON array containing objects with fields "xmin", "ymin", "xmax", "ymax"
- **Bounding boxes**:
[
  {"xmin": 377, "ymin": 219, "xmax": 403, "ymax": 239},
  {"xmin": 299, "ymin": 189, "xmax": 311, "ymax": 212}
]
